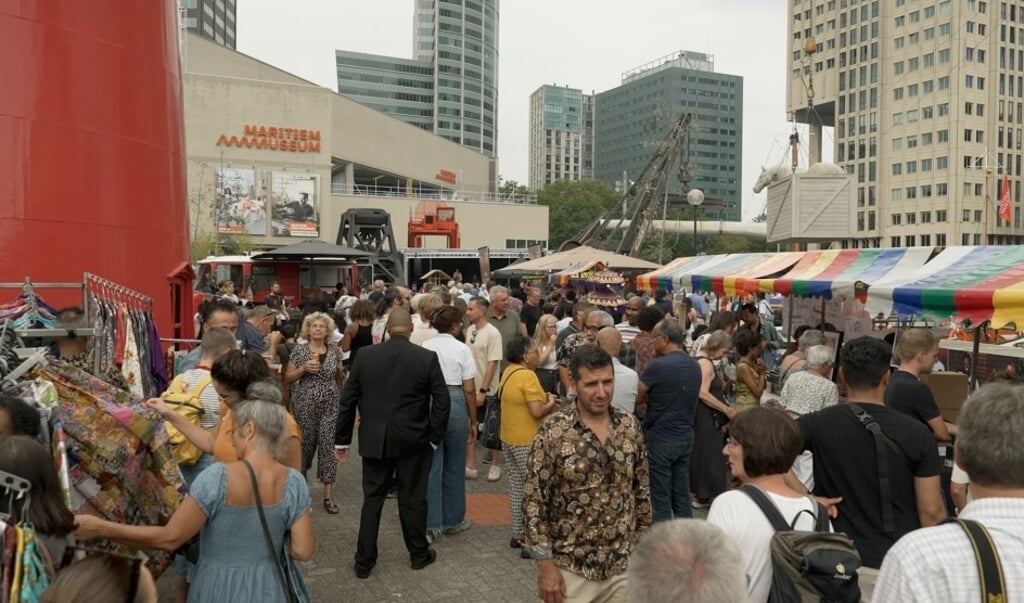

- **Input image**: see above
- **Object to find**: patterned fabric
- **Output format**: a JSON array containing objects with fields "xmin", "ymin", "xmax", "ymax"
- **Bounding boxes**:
[
  {"xmin": 119, "ymin": 312, "xmax": 145, "ymax": 398},
  {"xmin": 779, "ymin": 370, "xmax": 839, "ymax": 416},
  {"xmin": 32, "ymin": 360, "xmax": 186, "ymax": 578},
  {"xmin": 630, "ymin": 332, "xmax": 657, "ymax": 375},
  {"xmin": 502, "ymin": 443, "xmax": 531, "ymax": 538},
  {"xmin": 61, "ymin": 352, "xmax": 129, "ymax": 391},
  {"xmin": 555, "ymin": 332, "xmax": 590, "ymax": 368},
  {"xmin": 290, "ymin": 343, "xmax": 341, "ymax": 484},
  {"xmin": 524, "ymin": 405, "xmax": 652, "ymax": 581}
]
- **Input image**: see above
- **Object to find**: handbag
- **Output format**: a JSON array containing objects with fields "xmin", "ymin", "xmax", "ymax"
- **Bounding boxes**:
[
  {"xmin": 481, "ymin": 368, "xmax": 527, "ymax": 451},
  {"xmin": 242, "ymin": 460, "xmax": 311, "ymax": 603}
]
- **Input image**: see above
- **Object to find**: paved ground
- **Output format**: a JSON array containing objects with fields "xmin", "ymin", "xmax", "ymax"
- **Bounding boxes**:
[
  {"xmin": 158, "ymin": 441, "xmax": 709, "ymax": 602},
  {"xmin": 158, "ymin": 441, "xmax": 538, "ymax": 602}
]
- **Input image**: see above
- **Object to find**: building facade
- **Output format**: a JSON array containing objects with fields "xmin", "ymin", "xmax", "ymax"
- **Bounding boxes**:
[
  {"xmin": 528, "ymin": 85, "xmax": 595, "ymax": 189},
  {"xmin": 336, "ymin": 0, "xmax": 499, "ymax": 157},
  {"xmin": 180, "ymin": 0, "xmax": 235, "ymax": 49},
  {"xmin": 787, "ymin": 0, "xmax": 1024, "ymax": 248},
  {"xmin": 183, "ymin": 34, "xmax": 544, "ymax": 258},
  {"xmin": 594, "ymin": 51, "xmax": 744, "ymax": 221}
]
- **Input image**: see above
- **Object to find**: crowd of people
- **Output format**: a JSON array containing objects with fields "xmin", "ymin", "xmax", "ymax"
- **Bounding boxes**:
[{"xmin": 2, "ymin": 277, "xmax": 1023, "ymax": 603}]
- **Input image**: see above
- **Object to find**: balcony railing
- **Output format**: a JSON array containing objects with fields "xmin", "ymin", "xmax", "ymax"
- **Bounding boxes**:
[{"xmin": 330, "ymin": 183, "xmax": 537, "ymax": 205}]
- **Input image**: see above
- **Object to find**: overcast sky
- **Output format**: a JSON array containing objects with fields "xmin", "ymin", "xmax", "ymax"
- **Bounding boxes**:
[{"xmin": 236, "ymin": 0, "xmax": 825, "ymax": 221}]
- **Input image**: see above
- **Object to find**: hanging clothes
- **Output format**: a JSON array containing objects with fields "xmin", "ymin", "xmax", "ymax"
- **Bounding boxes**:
[
  {"xmin": 32, "ymin": 360, "xmax": 185, "ymax": 578},
  {"xmin": 119, "ymin": 310, "xmax": 144, "ymax": 399},
  {"xmin": 146, "ymin": 316, "xmax": 167, "ymax": 395}
]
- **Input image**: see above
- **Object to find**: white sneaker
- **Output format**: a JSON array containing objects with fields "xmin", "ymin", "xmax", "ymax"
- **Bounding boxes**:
[
  {"xmin": 465, "ymin": 466, "xmax": 479, "ymax": 480},
  {"xmin": 487, "ymin": 465, "xmax": 502, "ymax": 482}
]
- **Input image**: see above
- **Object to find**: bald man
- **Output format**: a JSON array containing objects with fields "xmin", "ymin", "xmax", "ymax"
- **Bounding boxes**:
[
  {"xmin": 335, "ymin": 306, "xmax": 450, "ymax": 578},
  {"xmin": 598, "ymin": 326, "xmax": 640, "ymax": 414}
]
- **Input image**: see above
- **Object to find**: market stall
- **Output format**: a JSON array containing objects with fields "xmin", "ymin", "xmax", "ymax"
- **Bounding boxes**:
[
  {"xmin": 635, "ymin": 255, "xmax": 723, "ymax": 293},
  {"xmin": 865, "ymin": 245, "xmax": 1024, "ymax": 328},
  {"xmin": 491, "ymin": 244, "xmax": 660, "ymax": 276},
  {"xmin": 685, "ymin": 252, "xmax": 804, "ymax": 296}
]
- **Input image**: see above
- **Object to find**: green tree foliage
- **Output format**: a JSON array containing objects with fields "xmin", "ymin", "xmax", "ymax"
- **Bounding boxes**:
[{"xmin": 537, "ymin": 180, "xmax": 620, "ymax": 248}]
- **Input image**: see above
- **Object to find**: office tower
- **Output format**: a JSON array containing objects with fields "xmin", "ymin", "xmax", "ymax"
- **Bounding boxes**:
[
  {"xmin": 528, "ymin": 85, "xmax": 595, "ymax": 189},
  {"xmin": 180, "ymin": 0, "xmax": 236, "ymax": 49},
  {"xmin": 788, "ymin": 0, "xmax": 1023, "ymax": 247},
  {"xmin": 594, "ymin": 51, "xmax": 744, "ymax": 221},
  {"xmin": 337, "ymin": 0, "xmax": 499, "ymax": 156}
]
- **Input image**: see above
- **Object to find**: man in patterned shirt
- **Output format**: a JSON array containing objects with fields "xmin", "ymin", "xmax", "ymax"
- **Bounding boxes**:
[
  {"xmin": 874, "ymin": 382, "xmax": 1024, "ymax": 601},
  {"xmin": 525, "ymin": 346, "xmax": 652, "ymax": 603}
]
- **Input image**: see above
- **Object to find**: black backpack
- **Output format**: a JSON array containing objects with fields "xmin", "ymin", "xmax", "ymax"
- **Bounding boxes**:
[{"xmin": 741, "ymin": 485, "xmax": 862, "ymax": 603}]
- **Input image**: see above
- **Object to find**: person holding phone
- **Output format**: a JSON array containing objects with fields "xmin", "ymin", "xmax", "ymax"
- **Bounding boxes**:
[{"xmin": 285, "ymin": 312, "xmax": 345, "ymax": 514}]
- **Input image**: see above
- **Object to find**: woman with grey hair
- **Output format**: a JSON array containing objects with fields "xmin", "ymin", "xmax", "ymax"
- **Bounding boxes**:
[
  {"xmin": 75, "ymin": 399, "xmax": 315, "ymax": 603},
  {"xmin": 778, "ymin": 328, "xmax": 825, "ymax": 386}
]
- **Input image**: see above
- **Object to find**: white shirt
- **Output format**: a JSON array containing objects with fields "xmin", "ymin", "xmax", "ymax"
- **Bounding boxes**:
[
  {"xmin": 556, "ymin": 316, "xmax": 573, "ymax": 334},
  {"xmin": 874, "ymin": 498, "xmax": 1024, "ymax": 602},
  {"xmin": 409, "ymin": 322, "xmax": 439, "ymax": 346},
  {"xmin": 615, "ymin": 322, "xmax": 640, "ymax": 347},
  {"xmin": 610, "ymin": 358, "xmax": 638, "ymax": 414},
  {"xmin": 422, "ymin": 334, "xmax": 477, "ymax": 386},
  {"xmin": 467, "ymin": 322, "xmax": 503, "ymax": 392},
  {"xmin": 708, "ymin": 488, "xmax": 829, "ymax": 603}
]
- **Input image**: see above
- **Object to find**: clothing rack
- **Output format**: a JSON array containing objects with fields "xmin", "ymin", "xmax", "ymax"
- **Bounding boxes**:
[
  {"xmin": 0, "ymin": 469, "xmax": 31, "ymax": 496},
  {"xmin": 0, "ymin": 278, "xmax": 96, "ymax": 338},
  {"xmin": 84, "ymin": 272, "xmax": 153, "ymax": 311}
]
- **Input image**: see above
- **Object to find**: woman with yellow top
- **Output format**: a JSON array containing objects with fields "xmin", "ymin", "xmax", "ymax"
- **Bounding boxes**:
[
  {"xmin": 733, "ymin": 328, "xmax": 767, "ymax": 411},
  {"xmin": 499, "ymin": 335, "xmax": 558, "ymax": 555},
  {"xmin": 148, "ymin": 350, "xmax": 302, "ymax": 472}
]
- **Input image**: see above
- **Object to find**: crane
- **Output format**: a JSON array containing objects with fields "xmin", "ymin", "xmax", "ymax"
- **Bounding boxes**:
[{"xmin": 572, "ymin": 112, "xmax": 693, "ymax": 256}]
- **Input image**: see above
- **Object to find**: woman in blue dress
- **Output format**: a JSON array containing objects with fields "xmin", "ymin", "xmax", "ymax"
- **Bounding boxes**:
[{"xmin": 73, "ymin": 399, "xmax": 314, "ymax": 602}]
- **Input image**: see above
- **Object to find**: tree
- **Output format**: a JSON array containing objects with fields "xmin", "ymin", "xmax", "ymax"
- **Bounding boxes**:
[
  {"xmin": 498, "ymin": 178, "xmax": 532, "ymax": 197},
  {"xmin": 537, "ymin": 180, "xmax": 620, "ymax": 248}
]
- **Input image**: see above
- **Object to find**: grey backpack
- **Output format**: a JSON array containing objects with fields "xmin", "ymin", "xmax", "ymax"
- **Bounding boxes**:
[{"xmin": 741, "ymin": 485, "xmax": 861, "ymax": 603}]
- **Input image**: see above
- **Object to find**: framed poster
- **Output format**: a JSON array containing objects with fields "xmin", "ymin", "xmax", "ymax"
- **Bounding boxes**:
[
  {"xmin": 215, "ymin": 168, "xmax": 267, "ymax": 235},
  {"xmin": 270, "ymin": 173, "xmax": 319, "ymax": 237}
]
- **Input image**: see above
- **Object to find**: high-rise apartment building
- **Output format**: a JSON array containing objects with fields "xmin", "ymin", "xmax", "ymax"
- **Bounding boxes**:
[
  {"xmin": 336, "ymin": 0, "xmax": 499, "ymax": 157},
  {"xmin": 594, "ymin": 51, "xmax": 743, "ymax": 221},
  {"xmin": 528, "ymin": 85, "xmax": 595, "ymax": 189},
  {"xmin": 180, "ymin": 0, "xmax": 236, "ymax": 49},
  {"xmin": 788, "ymin": 0, "xmax": 1023, "ymax": 248}
]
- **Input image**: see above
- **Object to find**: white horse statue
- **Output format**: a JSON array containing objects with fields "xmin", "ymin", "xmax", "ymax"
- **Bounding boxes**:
[{"xmin": 752, "ymin": 163, "xmax": 846, "ymax": 193}]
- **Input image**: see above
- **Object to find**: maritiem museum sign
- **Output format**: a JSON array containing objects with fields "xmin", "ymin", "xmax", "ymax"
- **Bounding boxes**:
[{"xmin": 216, "ymin": 125, "xmax": 322, "ymax": 153}]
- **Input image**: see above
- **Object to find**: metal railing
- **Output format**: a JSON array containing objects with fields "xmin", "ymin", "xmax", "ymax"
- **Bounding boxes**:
[{"xmin": 330, "ymin": 183, "xmax": 537, "ymax": 205}]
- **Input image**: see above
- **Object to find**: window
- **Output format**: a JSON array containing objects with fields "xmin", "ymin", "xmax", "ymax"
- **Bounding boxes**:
[
  {"xmin": 906, "ymin": 235, "xmax": 916, "ymax": 247},
  {"xmin": 907, "ymin": 135, "xmax": 918, "ymax": 148},
  {"xmin": 894, "ymin": 87, "xmax": 904, "ymax": 100},
  {"xmin": 921, "ymin": 234, "xmax": 932, "ymax": 246},
  {"xmin": 892, "ymin": 213, "xmax": 902, "ymax": 225},
  {"xmin": 906, "ymin": 160, "xmax": 917, "ymax": 173},
  {"xmin": 966, "ymin": 75, "xmax": 974, "ymax": 88},
  {"xmin": 892, "ymin": 188, "xmax": 904, "ymax": 201},
  {"xmin": 924, "ymin": 80, "xmax": 934, "ymax": 93},
  {"xmin": 966, "ymin": 102, "xmax": 974, "ymax": 115},
  {"xmin": 908, "ymin": 84, "xmax": 919, "ymax": 97},
  {"xmin": 906, "ymin": 211, "xmax": 917, "ymax": 223},
  {"xmin": 894, "ymin": 61, "xmax": 905, "ymax": 75},
  {"xmin": 895, "ymin": 36, "xmax": 905, "ymax": 49},
  {"xmin": 922, "ymin": 158, "xmax": 932, "ymax": 171},
  {"xmin": 922, "ymin": 132, "xmax": 933, "ymax": 145},
  {"xmin": 892, "ymin": 137, "xmax": 903, "ymax": 151},
  {"xmin": 892, "ymin": 163, "xmax": 903, "ymax": 175},
  {"xmin": 891, "ymin": 236, "xmax": 902, "ymax": 247},
  {"xmin": 938, "ymin": 76, "xmax": 950, "ymax": 90},
  {"xmin": 938, "ymin": 129, "xmax": 949, "ymax": 142},
  {"xmin": 939, "ymin": 48, "xmax": 951, "ymax": 63},
  {"xmin": 937, "ymin": 210, "xmax": 948, "ymax": 221}
]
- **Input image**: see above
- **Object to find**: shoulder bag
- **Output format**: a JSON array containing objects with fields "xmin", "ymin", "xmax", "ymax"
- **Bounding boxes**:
[
  {"xmin": 481, "ymin": 368, "xmax": 527, "ymax": 450},
  {"xmin": 243, "ymin": 460, "xmax": 311, "ymax": 603},
  {"xmin": 943, "ymin": 518, "xmax": 1006, "ymax": 602},
  {"xmin": 847, "ymin": 403, "xmax": 909, "ymax": 537}
]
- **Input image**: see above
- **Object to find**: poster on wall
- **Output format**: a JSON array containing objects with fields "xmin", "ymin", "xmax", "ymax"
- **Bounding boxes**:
[
  {"xmin": 270, "ymin": 172, "xmax": 319, "ymax": 237},
  {"xmin": 215, "ymin": 168, "xmax": 267, "ymax": 235}
]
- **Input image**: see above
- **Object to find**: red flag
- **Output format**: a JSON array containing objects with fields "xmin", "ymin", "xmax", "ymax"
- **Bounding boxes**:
[{"xmin": 999, "ymin": 174, "xmax": 1012, "ymax": 222}]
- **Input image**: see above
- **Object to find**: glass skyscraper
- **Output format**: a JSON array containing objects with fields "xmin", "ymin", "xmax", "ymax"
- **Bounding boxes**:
[{"xmin": 337, "ymin": 0, "xmax": 499, "ymax": 157}]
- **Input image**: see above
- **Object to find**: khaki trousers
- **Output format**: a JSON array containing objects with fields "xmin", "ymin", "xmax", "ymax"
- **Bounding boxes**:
[{"xmin": 560, "ymin": 569, "xmax": 629, "ymax": 603}]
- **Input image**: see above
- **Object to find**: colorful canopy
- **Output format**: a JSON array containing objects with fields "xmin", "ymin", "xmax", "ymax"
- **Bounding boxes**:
[
  {"xmin": 741, "ymin": 247, "xmax": 934, "ymax": 301},
  {"xmin": 688, "ymin": 253, "xmax": 805, "ymax": 295},
  {"xmin": 635, "ymin": 255, "xmax": 720, "ymax": 292},
  {"xmin": 865, "ymin": 246, "xmax": 1024, "ymax": 328}
]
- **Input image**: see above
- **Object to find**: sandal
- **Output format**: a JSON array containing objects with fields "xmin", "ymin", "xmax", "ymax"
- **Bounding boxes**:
[{"xmin": 324, "ymin": 499, "xmax": 339, "ymax": 514}]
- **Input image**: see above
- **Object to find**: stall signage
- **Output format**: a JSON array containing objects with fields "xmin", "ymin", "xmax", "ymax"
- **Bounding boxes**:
[
  {"xmin": 436, "ymin": 169, "xmax": 457, "ymax": 184},
  {"xmin": 216, "ymin": 125, "xmax": 322, "ymax": 153}
]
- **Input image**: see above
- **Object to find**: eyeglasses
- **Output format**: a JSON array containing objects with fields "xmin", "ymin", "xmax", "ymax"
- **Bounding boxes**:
[
  {"xmin": 583, "ymin": 325, "xmax": 601, "ymax": 332},
  {"xmin": 61, "ymin": 546, "xmax": 142, "ymax": 602}
]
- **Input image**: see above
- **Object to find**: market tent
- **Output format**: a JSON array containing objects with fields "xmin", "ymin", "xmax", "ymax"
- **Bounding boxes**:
[
  {"xmin": 741, "ymin": 247, "xmax": 935, "ymax": 301},
  {"xmin": 865, "ymin": 246, "xmax": 1024, "ymax": 328},
  {"xmin": 491, "ymin": 245, "xmax": 660, "ymax": 276},
  {"xmin": 551, "ymin": 261, "xmax": 599, "ymax": 287},
  {"xmin": 687, "ymin": 252, "xmax": 805, "ymax": 295},
  {"xmin": 419, "ymin": 269, "xmax": 453, "ymax": 284},
  {"xmin": 251, "ymin": 240, "xmax": 373, "ymax": 260},
  {"xmin": 635, "ymin": 255, "xmax": 722, "ymax": 292}
]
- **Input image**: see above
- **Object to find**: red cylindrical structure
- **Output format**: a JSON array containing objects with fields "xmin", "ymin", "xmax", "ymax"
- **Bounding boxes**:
[{"xmin": 0, "ymin": 1, "xmax": 189, "ymax": 336}]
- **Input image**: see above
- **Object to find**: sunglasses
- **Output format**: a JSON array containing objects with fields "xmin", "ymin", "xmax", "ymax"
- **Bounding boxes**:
[
  {"xmin": 469, "ymin": 327, "xmax": 478, "ymax": 345},
  {"xmin": 60, "ymin": 546, "xmax": 142, "ymax": 603}
]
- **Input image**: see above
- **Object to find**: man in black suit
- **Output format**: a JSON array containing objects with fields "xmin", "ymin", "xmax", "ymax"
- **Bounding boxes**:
[{"xmin": 334, "ymin": 307, "xmax": 450, "ymax": 578}]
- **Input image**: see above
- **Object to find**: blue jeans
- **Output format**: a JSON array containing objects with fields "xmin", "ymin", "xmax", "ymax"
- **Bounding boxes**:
[
  {"xmin": 427, "ymin": 386, "xmax": 469, "ymax": 530},
  {"xmin": 648, "ymin": 434, "xmax": 694, "ymax": 522}
]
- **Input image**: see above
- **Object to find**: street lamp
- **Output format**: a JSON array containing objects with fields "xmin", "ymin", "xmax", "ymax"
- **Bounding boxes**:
[{"xmin": 686, "ymin": 189, "xmax": 704, "ymax": 254}]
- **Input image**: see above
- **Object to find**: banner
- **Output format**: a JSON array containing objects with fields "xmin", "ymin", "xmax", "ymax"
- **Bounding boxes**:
[
  {"xmin": 215, "ymin": 168, "xmax": 267, "ymax": 235},
  {"xmin": 270, "ymin": 173, "xmax": 319, "ymax": 237},
  {"xmin": 999, "ymin": 173, "xmax": 1012, "ymax": 222}
]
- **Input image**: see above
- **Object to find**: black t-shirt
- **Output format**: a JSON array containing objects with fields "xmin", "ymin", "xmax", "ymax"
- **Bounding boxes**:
[
  {"xmin": 798, "ymin": 403, "xmax": 942, "ymax": 569},
  {"xmin": 639, "ymin": 351, "xmax": 702, "ymax": 443},
  {"xmin": 884, "ymin": 370, "xmax": 941, "ymax": 425},
  {"xmin": 520, "ymin": 304, "xmax": 542, "ymax": 338}
]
